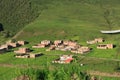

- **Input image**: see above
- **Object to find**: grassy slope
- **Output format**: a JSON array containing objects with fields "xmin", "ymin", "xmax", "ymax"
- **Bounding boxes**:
[
  {"xmin": 0, "ymin": 0, "xmax": 39, "ymax": 34},
  {"xmin": 16, "ymin": 0, "xmax": 120, "ymax": 42}
]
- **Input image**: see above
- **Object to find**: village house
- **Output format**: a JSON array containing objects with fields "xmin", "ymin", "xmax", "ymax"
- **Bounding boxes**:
[
  {"xmin": 62, "ymin": 41, "xmax": 78, "ymax": 50},
  {"xmin": 55, "ymin": 44, "xmax": 65, "ymax": 50},
  {"xmin": 29, "ymin": 53, "xmax": 42, "ymax": 58},
  {"xmin": 55, "ymin": 44, "xmax": 80, "ymax": 52},
  {"xmin": 32, "ymin": 44, "xmax": 46, "ymax": 48},
  {"xmin": 63, "ymin": 40, "xmax": 69, "ymax": 45},
  {"xmin": 63, "ymin": 40, "xmax": 77, "ymax": 46},
  {"xmin": 0, "ymin": 44, "xmax": 15, "ymax": 54},
  {"xmin": 94, "ymin": 38, "xmax": 104, "ymax": 43},
  {"xmin": 86, "ymin": 40, "xmax": 97, "ymax": 44},
  {"xmin": 14, "ymin": 48, "xmax": 31, "ymax": 54},
  {"xmin": 2, "ymin": 44, "xmax": 15, "ymax": 53},
  {"xmin": 41, "ymin": 40, "xmax": 51, "ymax": 46},
  {"xmin": 14, "ymin": 48, "xmax": 41, "ymax": 58},
  {"xmin": 64, "ymin": 46, "xmax": 73, "ymax": 51},
  {"xmin": 46, "ymin": 45, "xmax": 56, "ymax": 51},
  {"xmin": 32, "ymin": 40, "xmax": 51, "ymax": 48},
  {"xmin": 17, "ymin": 40, "xmax": 27, "ymax": 46},
  {"xmin": 57, "ymin": 44, "xmax": 65, "ymax": 48},
  {"xmin": 55, "ymin": 44, "xmax": 69, "ymax": 51},
  {"xmin": 97, "ymin": 44, "xmax": 113, "ymax": 49},
  {"xmin": 77, "ymin": 46, "xmax": 90, "ymax": 53},
  {"xmin": 15, "ymin": 53, "xmax": 29, "ymax": 58},
  {"xmin": 68, "ymin": 41, "xmax": 77, "ymax": 47},
  {"xmin": 54, "ymin": 40, "xmax": 63, "ymax": 46},
  {"xmin": 71, "ymin": 46, "xmax": 90, "ymax": 54},
  {"xmin": 52, "ymin": 55, "xmax": 73, "ymax": 64},
  {"xmin": 15, "ymin": 53, "xmax": 42, "ymax": 58},
  {"xmin": 7, "ymin": 42, "xmax": 20, "ymax": 48},
  {"xmin": 0, "ymin": 44, "xmax": 12, "ymax": 50},
  {"xmin": 87, "ymin": 38, "xmax": 104, "ymax": 44}
]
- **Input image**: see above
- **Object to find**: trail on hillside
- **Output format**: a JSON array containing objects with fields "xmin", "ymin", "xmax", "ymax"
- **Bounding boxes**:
[
  {"xmin": 0, "ymin": 63, "xmax": 44, "ymax": 69},
  {"xmin": 12, "ymin": 29, "xmax": 24, "ymax": 39},
  {"xmin": 88, "ymin": 71, "xmax": 120, "ymax": 78}
]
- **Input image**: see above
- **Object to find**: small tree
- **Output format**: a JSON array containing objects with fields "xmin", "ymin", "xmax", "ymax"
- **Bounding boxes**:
[{"xmin": 0, "ymin": 23, "xmax": 4, "ymax": 31}]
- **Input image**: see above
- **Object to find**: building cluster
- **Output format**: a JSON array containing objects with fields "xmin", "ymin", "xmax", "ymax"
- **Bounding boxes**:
[
  {"xmin": 52, "ymin": 55, "xmax": 73, "ymax": 64},
  {"xmin": 87, "ymin": 38, "xmax": 114, "ymax": 49},
  {"xmin": 32, "ymin": 40, "xmax": 51, "ymax": 48},
  {"xmin": 14, "ymin": 47, "xmax": 42, "ymax": 58},
  {"xmin": 87, "ymin": 38, "xmax": 104, "ymax": 44},
  {"xmin": 0, "ymin": 38, "xmax": 114, "ymax": 64},
  {"xmin": 33, "ymin": 40, "xmax": 91, "ymax": 54},
  {"xmin": 0, "ymin": 40, "xmax": 27, "ymax": 54}
]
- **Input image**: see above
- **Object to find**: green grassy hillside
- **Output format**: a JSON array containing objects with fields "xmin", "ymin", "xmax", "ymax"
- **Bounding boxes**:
[
  {"xmin": 0, "ymin": 0, "xmax": 39, "ymax": 35},
  {"xmin": 16, "ymin": 0, "xmax": 120, "ymax": 43}
]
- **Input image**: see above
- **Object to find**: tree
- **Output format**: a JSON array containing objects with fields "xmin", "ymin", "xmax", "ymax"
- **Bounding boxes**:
[
  {"xmin": 1, "ymin": 30, "xmax": 11, "ymax": 38},
  {"xmin": 0, "ymin": 23, "xmax": 4, "ymax": 31}
]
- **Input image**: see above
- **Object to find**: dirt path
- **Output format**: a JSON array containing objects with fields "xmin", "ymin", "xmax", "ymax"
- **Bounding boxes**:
[
  {"xmin": 78, "ymin": 55, "xmax": 120, "ymax": 62},
  {"xmin": 88, "ymin": 70, "xmax": 120, "ymax": 77},
  {"xmin": 12, "ymin": 29, "xmax": 24, "ymax": 39},
  {"xmin": 1, "ymin": 63, "xmax": 120, "ymax": 78},
  {"xmin": 0, "ymin": 63, "xmax": 43, "ymax": 69},
  {"xmin": 0, "ymin": 63, "xmax": 29, "ymax": 68}
]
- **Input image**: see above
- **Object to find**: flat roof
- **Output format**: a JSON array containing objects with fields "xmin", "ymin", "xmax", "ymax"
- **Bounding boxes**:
[{"xmin": 100, "ymin": 30, "xmax": 120, "ymax": 34}]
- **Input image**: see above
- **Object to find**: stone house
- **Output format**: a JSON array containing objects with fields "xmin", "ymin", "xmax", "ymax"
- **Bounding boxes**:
[
  {"xmin": 63, "ymin": 40, "xmax": 70, "ymax": 46},
  {"xmin": 41, "ymin": 40, "xmax": 51, "ymax": 46},
  {"xmin": 71, "ymin": 46, "xmax": 90, "ymax": 54},
  {"xmin": 15, "ymin": 53, "xmax": 42, "ymax": 58},
  {"xmin": 15, "ymin": 54, "xmax": 29, "ymax": 58},
  {"xmin": 0, "ymin": 44, "xmax": 11, "ymax": 50},
  {"xmin": 29, "ymin": 53, "xmax": 42, "ymax": 58},
  {"xmin": 32, "ymin": 44, "xmax": 46, "ymax": 48},
  {"xmin": 94, "ymin": 38, "xmax": 104, "ymax": 43},
  {"xmin": 68, "ymin": 41, "xmax": 77, "ymax": 47},
  {"xmin": 54, "ymin": 40, "xmax": 63, "ymax": 46},
  {"xmin": 46, "ymin": 45, "xmax": 56, "ymax": 51},
  {"xmin": 87, "ymin": 38, "xmax": 104, "ymax": 44},
  {"xmin": 52, "ymin": 55, "xmax": 73, "ymax": 64},
  {"xmin": 14, "ymin": 48, "xmax": 31, "ymax": 54},
  {"xmin": 17, "ymin": 40, "xmax": 27, "ymax": 46},
  {"xmin": 86, "ymin": 40, "xmax": 97, "ymax": 44},
  {"xmin": 78, "ymin": 47, "xmax": 90, "ymax": 53},
  {"xmin": 55, "ymin": 44, "xmax": 65, "ymax": 50},
  {"xmin": 97, "ymin": 44, "xmax": 113, "ymax": 49},
  {"xmin": 7, "ymin": 42, "xmax": 20, "ymax": 48},
  {"xmin": 63, "ymin": 41, "xmax": 77, "ymax": 46}
]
